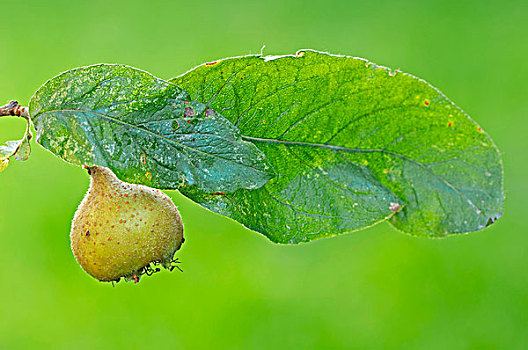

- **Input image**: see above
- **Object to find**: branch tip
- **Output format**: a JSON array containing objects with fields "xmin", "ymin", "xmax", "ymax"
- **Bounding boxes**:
[{"xmin": 1, "ymin": 100, "xmax": 29, "ymax": 118}]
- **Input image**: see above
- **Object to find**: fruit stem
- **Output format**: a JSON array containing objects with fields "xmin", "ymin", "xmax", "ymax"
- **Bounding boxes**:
[{"xmin": 0, "ymin": 101, "xmax": 29, "ymax": 118}]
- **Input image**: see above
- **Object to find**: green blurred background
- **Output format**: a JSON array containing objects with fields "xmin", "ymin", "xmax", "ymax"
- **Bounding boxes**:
[{"xmin": 1, "ymin": 0, "xmax": 526, "ymax": 348}]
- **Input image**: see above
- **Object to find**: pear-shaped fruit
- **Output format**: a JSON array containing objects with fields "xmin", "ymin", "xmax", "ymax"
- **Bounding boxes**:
[{"xmin": 70, "ymin": 166, "xmax": 184, "ymax": 283}]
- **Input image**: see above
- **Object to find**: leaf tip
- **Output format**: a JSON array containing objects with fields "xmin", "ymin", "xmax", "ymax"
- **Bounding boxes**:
[{"xmin": 485, "ymin": 214, "xmax": 502, "ymax": 228}]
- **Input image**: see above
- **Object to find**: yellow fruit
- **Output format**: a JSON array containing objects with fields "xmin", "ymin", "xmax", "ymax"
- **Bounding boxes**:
[{"xmin": 70, "ymin": 166, "xmax": 184, "ymax": 283}]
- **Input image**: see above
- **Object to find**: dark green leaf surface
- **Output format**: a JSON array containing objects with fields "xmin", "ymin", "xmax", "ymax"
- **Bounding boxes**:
[
  {"xmin": 30, "ymin": 64, "xmax": 274, "ymax": 192},
  {"xmin": 171, "ymin": 50, "xmax": 503, "ymax": 243}
]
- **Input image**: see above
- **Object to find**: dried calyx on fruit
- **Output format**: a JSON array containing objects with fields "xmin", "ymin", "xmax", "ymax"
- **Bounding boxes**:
[{"xmin": 70, "ymin": 166, "xmax": 184, "ymax": 283}]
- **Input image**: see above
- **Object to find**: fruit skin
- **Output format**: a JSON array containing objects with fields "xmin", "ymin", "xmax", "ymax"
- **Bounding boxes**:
[{"xmin": 70, "ymin": 166, "xmax": 184, "ymax": 282}]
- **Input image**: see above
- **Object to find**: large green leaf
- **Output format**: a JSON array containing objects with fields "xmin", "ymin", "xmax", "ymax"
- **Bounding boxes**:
[
  {"xmin": 30, "ymin": 64, "xmax": 274, "ymax": 192},
  {"xmin": 171, "ymin": 50, "xmax": 503, "ymax": 243}
]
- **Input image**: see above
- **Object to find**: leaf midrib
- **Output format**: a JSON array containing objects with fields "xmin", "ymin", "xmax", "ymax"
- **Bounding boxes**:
[
  {"xmin": 34, "ymin": 108, "xmax": 272, "ymax": 175},
  {"xmin": 241, "ymin": 135, "xmax": 485, "ymax": 217}
]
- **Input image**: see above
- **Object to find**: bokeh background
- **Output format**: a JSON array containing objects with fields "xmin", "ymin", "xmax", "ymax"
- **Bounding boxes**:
[{"xmin": 1, "ymin": 0, "xmax": 526, "ymax": 348}]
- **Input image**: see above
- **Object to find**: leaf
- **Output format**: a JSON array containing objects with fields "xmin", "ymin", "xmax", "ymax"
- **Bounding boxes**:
[
  {"xmin": 29, "ymin": 64, "xmax": 274, "ymax": 193},
  {"xmin": 170, "ymin": 50, "xmax": 503, "ymax": 243},
  {"xmin": 0, "ymin": 117, "xmax": 32, "ymax": 172}
]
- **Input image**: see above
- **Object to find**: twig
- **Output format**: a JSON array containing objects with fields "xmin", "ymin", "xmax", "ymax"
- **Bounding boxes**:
[{"xmin": 0, "ymin": 100, "xmax": 29, "ymax": 118}]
